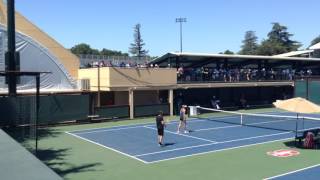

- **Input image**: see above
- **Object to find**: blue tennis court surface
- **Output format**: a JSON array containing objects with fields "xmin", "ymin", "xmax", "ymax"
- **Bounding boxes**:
[
  {"xmin": 265, "ymin": 164, "xmax": 320, "ymax": 180},
  {"xmin": 67, "ymin": 112, "xmax": 320, "ymax": 164}
]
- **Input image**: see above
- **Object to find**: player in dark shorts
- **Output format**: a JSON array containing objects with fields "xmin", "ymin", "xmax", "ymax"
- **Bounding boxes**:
[{"xmin": 156, "ymin": 111, "xmax": 166, "ymax": 146}]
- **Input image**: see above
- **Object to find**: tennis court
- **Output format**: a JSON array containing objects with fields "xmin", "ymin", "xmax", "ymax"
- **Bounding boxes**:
[{"xmin": 66, "ymin": 108, "xmax": 320, "ymax": 164}]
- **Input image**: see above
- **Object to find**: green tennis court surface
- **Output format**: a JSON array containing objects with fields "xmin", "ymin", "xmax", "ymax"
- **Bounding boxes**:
[{"xmin": 36, "ymin": 108, "xmax": 320, "ymax": 180}]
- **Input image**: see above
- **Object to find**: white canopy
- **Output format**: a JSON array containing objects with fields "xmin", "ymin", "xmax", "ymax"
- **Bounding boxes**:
[
  {"xmin": 309, "ymin": 42, "xmax": 320, "ymax": 50},
  {"xmin": 0, "ymin": 24, "xmax": 77, "ymax": 92}
]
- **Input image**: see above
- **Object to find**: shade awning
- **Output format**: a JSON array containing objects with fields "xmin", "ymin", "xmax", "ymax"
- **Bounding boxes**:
[{"xmin": 273, "ymin": 97, "xmax": 320, "ymax": 114}]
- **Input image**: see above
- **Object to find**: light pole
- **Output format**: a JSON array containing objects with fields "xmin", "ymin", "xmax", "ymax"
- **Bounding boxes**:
[{"xmin": 175, "ymin": 17, "xmax": 187, "ymax": 53}]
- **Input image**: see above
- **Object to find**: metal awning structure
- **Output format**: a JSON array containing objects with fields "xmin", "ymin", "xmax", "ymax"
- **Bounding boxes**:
[
  {"xmin": 272, "ymin": 49, "xmax": 314, "ymax": 58},
  {"xmin": 309, "ymin": 42, "xmax": 320, "ymax": 50},
  {"xmin": 150, "ymin": 52, "xmax": 320, "ymax": 68}
]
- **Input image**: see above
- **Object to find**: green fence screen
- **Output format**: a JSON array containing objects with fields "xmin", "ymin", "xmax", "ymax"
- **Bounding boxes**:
[
  {"xmin": 134, "ymin": 103, "xmax": 169, "ymax": 117},
  {"xmin": 294, "ymin": 80, "xmax": 307, "ymax": 98},
  {"xmin": 0, "ymin": 94, "xmax": 90, "ymax": 126},
  {"xmin": 308, "ymin": 80, "xmax": 320, "ymax": 104},
  {"xmin": 95, "ymin": 105, "xmax": 129, "ymax": 119}
]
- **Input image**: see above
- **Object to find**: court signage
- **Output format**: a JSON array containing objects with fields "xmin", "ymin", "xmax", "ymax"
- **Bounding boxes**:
[{"xmin": 267, "ymin": 149, "xmax": 300, "ymax": 157}]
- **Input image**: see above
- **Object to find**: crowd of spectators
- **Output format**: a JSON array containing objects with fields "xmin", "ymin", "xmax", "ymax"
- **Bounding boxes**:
[
  {"xmin": 83, "ymin": 61, "xmax": 316, "ymax": 82},
  {"xmin": 177, "ymin": 66, "xmax": 315, "ymax": 82},
  {"xmin": 84, "ymin": 60, "xmax": 158, "ymax": 69}
]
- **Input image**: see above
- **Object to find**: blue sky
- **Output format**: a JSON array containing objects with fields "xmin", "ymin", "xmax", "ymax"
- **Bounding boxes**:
[{"xmin": 15, "ymin": 0, "xmax": 320, "ymax": 56}]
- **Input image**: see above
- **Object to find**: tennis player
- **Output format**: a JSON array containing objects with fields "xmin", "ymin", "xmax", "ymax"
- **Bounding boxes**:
[
  {"xmin": 177, "ymin": 105, "xmax": 188, "ymax": 133},
  {"xmin": 156, "ymin": 111, "xmax": 165, "ymax": 146}
]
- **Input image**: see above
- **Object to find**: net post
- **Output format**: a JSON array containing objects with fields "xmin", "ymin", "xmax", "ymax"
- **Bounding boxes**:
[
  {"xmin": 295, "ymin": 113, "xmax": 299, "ymax": 137},
  {"xmin": 240, "ymin": 114, "xmax": 243, "ymax": 125}
]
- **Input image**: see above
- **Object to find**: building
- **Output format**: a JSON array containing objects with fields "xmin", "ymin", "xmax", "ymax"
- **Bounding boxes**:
[{"xmin": 0, "ymin": 1, "xmax": 79, "ymax": 92}]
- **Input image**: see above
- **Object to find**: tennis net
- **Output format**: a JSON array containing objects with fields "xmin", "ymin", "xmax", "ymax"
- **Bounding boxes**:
[{"xmin": 195, "ymin": 106, "xmax": 320, "ymax": 132}]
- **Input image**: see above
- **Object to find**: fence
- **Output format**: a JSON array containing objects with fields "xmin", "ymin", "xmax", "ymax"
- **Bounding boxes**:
[
  {"xmin": 294, "ymin": 78, "xmax": 320, "ymax": 104},
  {"xmin": 134, "ymin": 103, "xmax": 170, "ymax": 117}
]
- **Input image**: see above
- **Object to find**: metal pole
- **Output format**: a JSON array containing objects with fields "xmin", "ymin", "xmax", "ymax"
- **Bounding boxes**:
[
  {"xmin": 35, "ymin": 74, "xmax": 40, "ymax": 156},
  {"xmin": 175, "ymin": 18, "xmax": 187, "ymax": 53},
  {"xmin": 7, "ymin": 0, "xmax": 17, "ymax": 96},
  {"xmin": 295, "ymin": 113, "xmax": 299, "ymax": 138},
  {"xmin": 180, "ymin": 21, "xmax": 182, "ymax": 53},
  {"xmin": 97, "ymin": 65, "xmax": 101, "ymax": 107}
]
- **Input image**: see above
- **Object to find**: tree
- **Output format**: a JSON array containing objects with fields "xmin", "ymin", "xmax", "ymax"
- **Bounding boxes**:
[
  {"xmin": 129, "ymin": 24, "xmax": 148, "ymax": 58},
  {"xmin": 223, "ymin": 50, "xmax": 234, "ymax": 54},
  {"xmin": 70, "ymin": 43, "xmax": 99, "ymax": 55},
  {"xmin": 310, "ymin": 35, "xmax": 320, "ymax": 47},
  {"xmin": 239, "ymin": 31, "xmax": 258, "ymax": 55},
  {"xmin": 100, "ymin": 48, "xmax": 129, "ymax": 56},
  {"xmin": 257, "ymin": 23, "xmax": 301, "ymax": 55},
  {"xmin": 71, "ymin": 43, "xmax": 129, "ymax": 56}
]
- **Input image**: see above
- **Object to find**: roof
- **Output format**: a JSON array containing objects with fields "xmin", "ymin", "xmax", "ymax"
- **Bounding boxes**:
[
  {"xmin": 151, "ymin": 52, "xmax": 320, "ymax": 66},
  {"xmin": 0, "ymin": 1, "xmax": 79, "ymax": 79},
  {"xmin": 309, "ymin": 42, "xmax": 320, "ymax": 50},
  {"xmin": 272, "ymin": 49, "xmax": 314, "ymax": 57}
]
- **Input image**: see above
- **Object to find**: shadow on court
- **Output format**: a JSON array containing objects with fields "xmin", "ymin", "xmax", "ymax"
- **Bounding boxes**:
[
  {"xmin": 283, "ymin": 140, "xmax": 320, "ymax": 150},
  {"xmin": 4, "ymin": 127, "xmax": 102, "ymax": 178},
  {"xmin": 37, "ymin": 128, "xmax": 102, "ymax": 177},
  {"xmin": 163, "ymin": 142, "xmax": 176, "ymax": 147},
  {"xmin": 283, "ymin": 140, "xmax": 298, "ymax": 148},
  {"xmin": 38, "ymin": 148, "xmax": 102, "ymax": 177}
]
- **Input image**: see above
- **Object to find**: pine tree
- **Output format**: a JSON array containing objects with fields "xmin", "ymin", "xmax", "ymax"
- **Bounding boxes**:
[
  {"xmin": 239, "ymin": 31, "xmax": 258, "ymax": 55},
  {"xmin": 257, "ymin": 23, "xmax": 301, "ymax": 55},
  {"xmin": 129, "ymin": 24, "xmax": 148, "ymax": 58}
]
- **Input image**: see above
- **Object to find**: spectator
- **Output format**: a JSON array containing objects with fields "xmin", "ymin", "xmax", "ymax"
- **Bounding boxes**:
[
  {"xmin": 210, "ymin": 96, "xmax": 220, "ymax": 109},
  {"xmin": 177, "ymin": 66, "xmax": 184, "ymax": 81},
  {"xmin": 240, "ymin": 95, "xmax": 247, "ymax": 109}
]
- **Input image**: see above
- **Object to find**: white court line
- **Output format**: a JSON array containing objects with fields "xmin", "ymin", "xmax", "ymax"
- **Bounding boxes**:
[
  {"xmin": 299, "ymin": 126, "xmax": 320, "ymax": 132},
  {"xmin": 143, "ymin": 126, "xmax": 216, "ymax": 143},
  {"xmin": 135, "ymin": 131, "xmax": 291, "ymax": 157},
  {"xmin": 263, "ymin": 163, "xmax": 320, "ymax": 180},
  {"xmin": 135, "ymin": 142, "xmax": 215, "ymax": 157},
  {"xmin": 65, "ymin": 131, "xmax": 148, "ymax": 164},
  {"xmin": 148, "ymin": 137, "xmax": 293, "ymax": 164},
  {"xmin": 68, "ymin": 118, "xmax": 209, "ymax": 134},
  {"xmin": 195, "ymin": 124, "xmax": 242, "ymax": 132},
  {"xmin": 72, "ymin": 126, "xmax": 144, "ymax": 135},
  {"xmin": 215, "ymin": 132, "xmax": 291, "ymax": 144},
  {"xmin": 68, "ymin": 122, "xmax": 154, "ymax": 133},
  {"xmin": 68, "ymin": 113, "xmax": 287, "ymax": 135},
  {"xmin": 67, "ymin": 111, "xmax": 286, "ymax": 134},
  {"xmin": 188, "ymin": 119, "xmax": 294, "ymax": 132}
]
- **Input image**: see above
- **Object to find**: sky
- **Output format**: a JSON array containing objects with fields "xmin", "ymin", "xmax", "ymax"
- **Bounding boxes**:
[{"xmin": 15, "ymin": 0, "xmax": 320, "ymax": 56}]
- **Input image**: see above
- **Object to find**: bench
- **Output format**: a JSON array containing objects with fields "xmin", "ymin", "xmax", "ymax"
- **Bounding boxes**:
[
  {"xmin": 295, "ymin": 129, "xmax": 320, "ymax": 147},
  {"xmin": 87, "ymin": 115, "xmax": 101, "ymax": 123},
  {"xmin": 87, "ymin": 115, "xmax": 119, "ymax": 123}
]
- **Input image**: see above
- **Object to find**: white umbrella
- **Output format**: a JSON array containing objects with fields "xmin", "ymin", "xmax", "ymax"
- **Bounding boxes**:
[
  {"xmin": 273, "ymin": 97, "xmax": 320, "ymax": 133},
  {"xmin": 273, "ymin": 97, "xmax": 320, "ymax": 114}
]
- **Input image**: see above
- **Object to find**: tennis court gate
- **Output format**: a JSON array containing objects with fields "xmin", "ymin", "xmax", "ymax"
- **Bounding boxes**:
[
  {"xmin": 0, "ymin": 72, "xmax": 40, "ymax": 155},
  {"xmin": 294, "ymin": 77, "xmax": 320, "ymax": 104}
]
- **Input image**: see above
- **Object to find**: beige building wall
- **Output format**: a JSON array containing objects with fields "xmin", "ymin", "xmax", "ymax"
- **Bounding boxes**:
[
  {"xmin": 108, "ymin": 68, "xmax": 176, "ymax": 88},
  {"xmin": 78, "ymin": 67, "xmax": 110, "ymax": 91},
  {"xmin": 78, "ymin": 67, "xmax": 177, "ymax": 91},
  {"xmin": 0, "ymin": 2, "xmax": 79, "ymax": 79}
]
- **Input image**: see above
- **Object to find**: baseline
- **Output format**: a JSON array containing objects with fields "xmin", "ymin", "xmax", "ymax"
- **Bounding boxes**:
[{"xmin": 65, "ymin": 131, "xmax": 148, "ymax": 164}]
